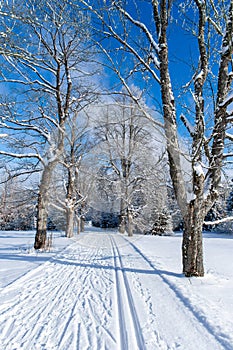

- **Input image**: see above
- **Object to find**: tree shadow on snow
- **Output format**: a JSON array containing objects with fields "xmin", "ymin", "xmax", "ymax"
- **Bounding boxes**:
[
  {"xmin": 52, "ymin": 257, "xmax": 183, "ymax": 278},
  {"xmin": 0, "ymin": 253, "xmax": 50, "ymax": 263}
]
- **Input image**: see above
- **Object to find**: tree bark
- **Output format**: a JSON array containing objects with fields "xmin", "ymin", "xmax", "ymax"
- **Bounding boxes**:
[
  {"xmin": 119, "ymin": 195, "xmax": 127, "ymax": 233},
  {"xmin": 156, "ymin": 0, "xmax": 206, "ymax": 276},
  {"xmin": 34, "ymin": 192, "xmax": 48, "ymax": 250},
  {"xmin": 181, "ymin": 0, "xmax": 207, "ymax": 277},
  {"xmin": 65, "ymin": 165, "xmax": 76, "ymax": 238},
  {"xmin": 76, "ymin": 214, "xmax": 85, "ymax": 234},
  {"xmin": 182, "ymin": 200, "xmax": 205, "ymax": 277},
  {"xmin": 157, "ymin": 0, "xmax": 187, "ymax": 219},
  {"xmin": 119, "ymin": 213, "xmax": 126, "ymax": 233},
  {"xmin": 66, "ymin": 207, "xmax": 75, "ymax": 238},
  {"xmin": 127, "ymin": 209, "xmax": 133, "ymax": 237},
  {"xmin": 34, "ymin": 133, "xmax": 64, "ymax": 249},
  {"xmin": 81, "ymin": 215, "xmax": 85, "ymax": 232},
  {"xmin": 34, "ymin": 164, "xmax": 55, "ymax": 249}
]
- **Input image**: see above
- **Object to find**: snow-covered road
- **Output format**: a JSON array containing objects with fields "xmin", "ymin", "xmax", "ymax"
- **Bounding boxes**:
[{"xmin": 0, "ymin": 231, "xmax": 232, "ymax": 350}]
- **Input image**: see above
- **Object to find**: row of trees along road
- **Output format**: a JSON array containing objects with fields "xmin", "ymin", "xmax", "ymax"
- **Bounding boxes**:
[{"xmin": 0, "ymin": 0, "xmax": 233, "ymax": 277}]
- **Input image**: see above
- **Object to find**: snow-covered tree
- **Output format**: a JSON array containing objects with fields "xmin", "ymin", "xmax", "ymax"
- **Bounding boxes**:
[
  {"xmin": 92, "ymin": 96, "xmax": 167, "ymax": 236},
  {"xmin": 48, "ymin": 111, "xmax": 94, "ymax": 237}
]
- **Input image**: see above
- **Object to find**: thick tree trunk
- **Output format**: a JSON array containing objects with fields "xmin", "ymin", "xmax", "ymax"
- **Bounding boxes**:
[
  {"xmin": 182, "ymin": 202, "xmax": 205, "ymax": 277},
  {"xmin": 157, "ymin": 3, "xmax": 187, "ymax": 219},
  {"xmin": 76, "ymin": 215, "xmax": 85, "ymax": 234},
  {"xmin": 119, "ymin": 196, "xmax": 126, "ymax": 233},
  {"xmin": 81, "ymin": 216, "xmax": 85, "ymax": 232},
  {"xmin": 127, "ymin": 209, "xmax": 133, "ymax": 237},
  {"xmin": 65, "ymin": 163, "xmax": 78, "ymax": 238},
  {"xmin": 34, "ymin": 149, "xmax": 62, "ymax": 249},
  {"xmin": 34, "ymin": 164, "xmax": 56, "ymax": 250},
  {"xmin": 119, "ymin": 212, "xmax": 126, "ymax": 233},
  {"xmin": 76, "ymin": 215, "xmax": 81, "ymax": 235},
  {"xmin": 34, "ymin": 192, "xmax": 48, "ymax": 250},
  {"xmin": 157, "ymin": 1, "xmax": 206, "ymax": 276},
  {"xmin": 66, "ymin": 207, "xmax": 75, "ymax": 238}
]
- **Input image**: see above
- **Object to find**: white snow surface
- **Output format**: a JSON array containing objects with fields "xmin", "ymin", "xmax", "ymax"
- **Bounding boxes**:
[{"xmin": 0, "ymin": 229, "xmax": 233, "ymax": 350}]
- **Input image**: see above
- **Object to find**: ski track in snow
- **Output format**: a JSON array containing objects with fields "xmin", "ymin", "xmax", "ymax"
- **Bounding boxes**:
[
  {"xmin": 0, "ymin": 232, "xmax": 230, "ymax": 350},
  {"xmin": 110, "ymin": 236, "xmax": 146, "ymax": 350}
]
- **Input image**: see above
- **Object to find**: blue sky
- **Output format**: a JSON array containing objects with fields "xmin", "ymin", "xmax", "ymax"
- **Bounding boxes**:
[
  {"xmin": 105, "ymin": 1, "xmax": 224, "ymax": 136},
  {"xmin": 95, "ymin": 1, "xmax": 203, "ymax": 137},
  {"xmin": 0, "ymin": 1, "xmax": 229, "ymax": 148}
]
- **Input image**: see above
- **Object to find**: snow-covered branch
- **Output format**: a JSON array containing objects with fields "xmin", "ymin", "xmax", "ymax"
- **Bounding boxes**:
[
  {"xmin": 113, "ymin": 3, "xmax": 160, "ymax": 55},
  {"xmin": 0, "ymin": 118, "xmax": 50, "ymax": 142},
  {"xmin": 180, "ymin": 114, "xmax": 194, "ymax": 136},
  {"xmin": 204, "ymin": 216, "xmax": 233, "ymax": 225},
  {"xmin": 0, "ymin": 150, "xmax": 43, "ymax": 163},
  {"xmin": 207, "ymin": 16, "xmax": 223, "ymax": 35},
  {"xmin": 81, "ymin": 0, "xmax": 160, "ymax": 84},
  {"xmin": 225, "ymin": 132, "xmax": 233, "ymax": 142},
  {"xmin": 50, "ymin": 202, "xmax": 66, "ymax": 213}
]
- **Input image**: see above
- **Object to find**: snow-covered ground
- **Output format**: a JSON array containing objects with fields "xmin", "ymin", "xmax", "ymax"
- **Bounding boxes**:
[{"xmin": 0, "ymin": 229, "xmax": 232, "ymax": 350}]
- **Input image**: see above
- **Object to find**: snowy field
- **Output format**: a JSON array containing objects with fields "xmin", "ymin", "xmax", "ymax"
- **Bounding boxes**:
[{"xmin": 0, "ymin": 229, "xmax": 233, "ymax": 350}]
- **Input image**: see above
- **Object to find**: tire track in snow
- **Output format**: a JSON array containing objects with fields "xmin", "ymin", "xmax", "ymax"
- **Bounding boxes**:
[
  {"xmin": 121, "ymin": 235, "xmax": 230, "ymax": 350},
  {"xmin": 110, "ymin": 235, "xmax": 146, "ymax": 350}
]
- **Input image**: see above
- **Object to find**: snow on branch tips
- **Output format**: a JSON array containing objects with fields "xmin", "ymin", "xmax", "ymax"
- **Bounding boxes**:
[
  {"xmin": 180, "ymin": 114, "xmax": 194, "ymax": 136},
  {"xmin": 225, "ymin": 132, "xmax": 233, "ymax": 142},
  {"xmin": 204, "ymin": 216, "xmax": 233, "ymax": 225}
]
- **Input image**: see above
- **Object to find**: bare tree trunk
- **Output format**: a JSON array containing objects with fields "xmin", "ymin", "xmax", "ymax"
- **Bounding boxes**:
[
  {"xmin": 119, "ymin": 220, "xmax": 126, "ymax": 233},
  {"xmin": 182, "ymin": 201, "xmax": 205, "ymax": 277},
  {"xmin": 76, "ymin": 214, "xmax": 85, "ymax": 234},
  {"xmin": 118, "ymin": 215, "xmax": 126, "ymax": 233},
  {"xmin": 156, "ymin": 1, "xmax": 187, "ymax": 219},
  {"xmin": 79, "ymin": 201, "xmax": 85, "ymax": 232},
  {"xmin": 66, "ymin": 207, "xmax": 75, "ymax": 238},
  {"xmin": 34, "ymin": 134, "xmax": 64, "ymax": 249},
  {"xmin": 127, "ymin": 209, "xmax": 133, "ymax": 237},
  {"xmin": 81, "ymin": 216, "xmax": 85, "ymax": 232},
  {"xmin": 182, "ymin": 0, "xmax": 233, "ymax": 277},
  {"xmin": 118, "ymin": 212, "xmax": 126, "ymax": 234},
  {"xmin": 156, "ymin": 0, "xmax": 206, "ymax": 276},
  {"xmin": 119, "ymin": 197, "xmax": 126, "ymax": 233},
  {"xmin": 118, "ymin": 191, "xmax": 126, "ymax": 233},
  {"xmin": 179, "ymin": 1, "xmax": 207, "ymax": 276},
  {"xmin": 65, "ymin": 166, "xmax": 76, "ymax": 238},
  {"xmin": 77, "ymin": 216, "xmax": 80, "ymax": 235},
  {"xmin": 34, "ymin": 165, "xmax": 54, "ymax": 249},
  {"xmin": 34, "ymin": 192, "xmax": 48, "ymax": 249}
]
